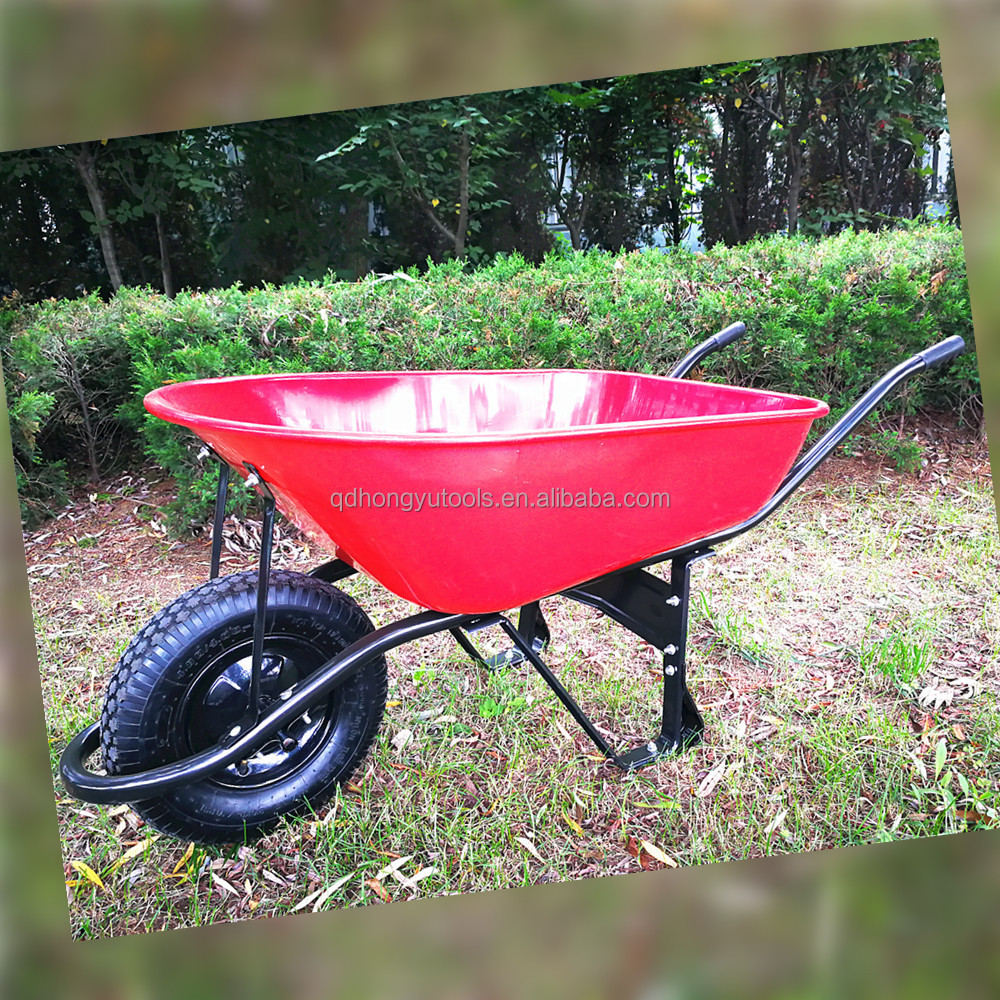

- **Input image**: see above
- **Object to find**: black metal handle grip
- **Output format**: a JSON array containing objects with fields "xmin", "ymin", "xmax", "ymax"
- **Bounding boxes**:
[
  {"xmin": 714, "ymin": 321, "xmax": 747, "ymax": 348},
  {"xmin": 669, "ymin": 321, "xmax": 748, "ymax": 378},
  {"xmin": 917, "ymin": 335, "xmax": 965, "ymax": 370}
]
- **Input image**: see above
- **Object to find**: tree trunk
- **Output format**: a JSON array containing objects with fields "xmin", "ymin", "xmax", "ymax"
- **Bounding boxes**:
[
  {"xmin": 154, "ymin": 210, "xmax": 175, "ymax": 298},
  {"xmin": 662, "ymin": 138, "xmax": 683, "ymax": 246},
  {"xmin": 454, "ymin": 128, "xmax": 470, "ymax": 260},
  {"xmin": 386, "ymin": 130, "xmax": 461, "ymax": 257},
  {"xmin": 344, "ymin": 195, "xmax": 370, "ymax": 279},
  {"xmin": 837, "ymin": 116, "xmax": 862, "ymax": 219},
  {"xmin": 785, "ymin": 59, "xmax": 818, "ymax": 236},
  {"xmin": 786, "ymin": 142, "xmax": 803, "ymax": 235},
  {"xmin": 718, "ymin": 103, "xmax": 741, "ymax": 243},
  {"xmin": 71, "ymin": 142, "xmax": 123, "ymax": 291}
]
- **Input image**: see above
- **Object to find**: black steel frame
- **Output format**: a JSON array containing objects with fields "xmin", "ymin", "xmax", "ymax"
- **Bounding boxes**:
[{"xmin": 59, "ymin": 333, "xmax": 965, "ymax": 805}]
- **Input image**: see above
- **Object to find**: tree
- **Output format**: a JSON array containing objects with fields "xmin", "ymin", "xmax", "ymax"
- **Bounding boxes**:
[
  {"xmin": 0, "ymin": 41, "xmax": 951, "ymax": 299},
  {"xmin": 319, "ymin": 95, "xmax": 518, "ymax": 262},
  {"xmin": 0, "ymin": 151, "xmax": 101, "ymax": 298},
  {"xmin": 68, "ymin": 141, "xmax": 124, "ymax": 290},
  {"xmin": 624, "ymin": 69, "xmax": 714, "ymax": 248},
  {"xmin": 105, "ymin": 132, "xmax": 225, "ymax": 297},
  {"xmin": 701, "ymin": 41, "xmax": 947, "ymax": 245}
]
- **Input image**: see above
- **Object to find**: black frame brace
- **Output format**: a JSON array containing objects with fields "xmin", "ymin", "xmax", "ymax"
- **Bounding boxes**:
[{"xmin": 452, "ymin": 551, "xmax": 712, "ymax": 769}]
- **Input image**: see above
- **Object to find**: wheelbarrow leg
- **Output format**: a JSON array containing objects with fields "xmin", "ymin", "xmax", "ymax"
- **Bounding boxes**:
[
  {"xmin": 497, "ymin": 617, "xmax": 617, "ymax": 760},
  {"xmin": 196, "ymin": 444, "xmax": 230, "ymax": 581},
  {"xmin": 614, "ymin": 553, "xmax": 708, "ymax": 767},
  {"xmin": 559, "ymin": 551, "xmax": 713, "ymax": 769},
  {"xmin": 236, "ymin": 463, "xmax": 276, "ymax": 732},
  {"xmin": 209, "ymin": 460, "xmax": 229, "ymax": 579}
]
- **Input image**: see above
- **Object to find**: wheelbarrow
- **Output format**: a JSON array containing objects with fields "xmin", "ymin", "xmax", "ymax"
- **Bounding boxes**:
[{"xmin": 60, "ymin": 325, "xmax": 966, "ymax": 844}]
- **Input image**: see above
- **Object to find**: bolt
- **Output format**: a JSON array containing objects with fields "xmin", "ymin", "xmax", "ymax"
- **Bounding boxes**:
[
  {"xmin": 235, "ymin": 761, "xmax": 250, "ymax": 776},
  {"xmin": 197, "ymin": 445, "xmax": 211, "ymax": 462},
  {"xmin": 664, "ymin": 664, "xmax": 676, "ymax": 676},
  {"xmin": 245, "ymin": 472, "xmax": 260, "ymax": 489},
  {"xmin": 665, "ymin": 596, "xmax": 680, "ymax": 607},
  {"xmin": 281, "ymin": 737, "xmax": 297, "ymax": 752},
  {"xmin": 646, "ymin": 741, "xmax": 658, "ymax": 754},
  {"xmin": 229, "ymin": 725, "xmax": 242, "ymax": 738},
  {"xmin": 664, "ymin": 644, "xmax": 678, "ymax": 655}
]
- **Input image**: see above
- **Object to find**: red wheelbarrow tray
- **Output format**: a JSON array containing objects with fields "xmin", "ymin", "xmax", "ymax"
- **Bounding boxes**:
[{"xmin": 145, "ymin": 369, "xmax": 829, "ymax": 614}]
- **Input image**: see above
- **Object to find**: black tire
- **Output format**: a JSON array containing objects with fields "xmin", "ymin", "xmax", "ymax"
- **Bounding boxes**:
[{"xmin": 101, "ymin": 570, "xmax": 387, "ymax": 844}]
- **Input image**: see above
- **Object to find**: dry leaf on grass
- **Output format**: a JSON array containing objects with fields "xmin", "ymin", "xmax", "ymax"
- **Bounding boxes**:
[
  {"xmin": 639, "ymin": 840, "xmax": 678, "ymax": 868},
  {"xmin": 168, "ymin": 842, "xmax": 195, "ymax": 879},
  {"xmin": 919, "ymin": 684, "xmax": 954, "ymax": 710},
  {"xmin": 68, "ymin": 860, "xmax": 105, "ymax": 891},
  {"xmin": 366, "ymin": 878, "xmax": 391, "ymax": 902},
  {"xmin": 696, "ymin": 762, "xmax": 728, "ymax": 798},
  {"xmin": 391, "ymin": 728, "xmax": 413, "ymax": 752},
  {"xmin": 106, "ymin": 836, "xmax": 157, "ymax": 874},
  {"xmin": 516, "ymin": 836, "xmax": 544, "ymax": 861},
  {"xmin": 291, "ymin": 886, "xmax": 326, "ymax": 913},
  {"xmin": 310, "ymin": 872, "xmax": 355, "ymax": 911},
  {"xmin": 375, "ymin": 855, "xmax": 414, "ymax": 880},
  {"xmin": 211, "ymin": 872, "xmax": 238, "ymax": 897}
]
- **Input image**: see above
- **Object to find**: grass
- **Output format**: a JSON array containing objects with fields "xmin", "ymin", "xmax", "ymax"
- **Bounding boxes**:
[{"xmin": 28, "ymin": 441, "xmax": 1000, "ymax": 938}]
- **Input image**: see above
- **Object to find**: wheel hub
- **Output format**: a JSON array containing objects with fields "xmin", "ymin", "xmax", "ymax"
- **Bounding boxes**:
[{"xmin": 182, "ymin": 644, "xmax": 335, "ymax": 788}]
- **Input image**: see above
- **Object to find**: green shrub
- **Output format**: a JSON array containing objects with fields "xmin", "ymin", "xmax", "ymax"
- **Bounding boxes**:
[
  {"xmin": 1, "ymin": 224, "xmax": 978, "ymax": 531},
  {"xmin": 871, "ymin": 429, "xmax": 925, "ymax": 474},
  {"xmin": 2, "ymin": 291, "xmax": 135, "ymax": 525}
]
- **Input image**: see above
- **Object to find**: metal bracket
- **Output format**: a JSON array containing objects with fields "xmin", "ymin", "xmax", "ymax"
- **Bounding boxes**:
[
  {"xmin": 452, "ymin": 602, "xmax": 551, "ymax": 672},
  {"xmin": 309, "ymin": 559, "xmax": 359, "ymax": 584},
  {"xmin": 448, "ymin": 555, "xmax": 711, "ymax": 769}
]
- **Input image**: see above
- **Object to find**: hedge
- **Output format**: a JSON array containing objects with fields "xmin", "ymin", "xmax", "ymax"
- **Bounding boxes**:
[{"xmin": 1, "ymin": 223, "xmax": 978, "ymax": 529}]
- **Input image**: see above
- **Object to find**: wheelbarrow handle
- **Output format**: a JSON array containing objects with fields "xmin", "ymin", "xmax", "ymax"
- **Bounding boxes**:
[
  {"xmin": 916, "ymin": 335, "xmax": 966, "ymax": 370},
  {"xmin": 655, "ymin": 334, "xmax": 967, "ymax": 563},
  {"xmin": 782, "ymin": 334, "xmax": 966, "ymax": 486},
  {"xmin": 669, "ymin": 322, "xmax": 747, "ymax": 378}
]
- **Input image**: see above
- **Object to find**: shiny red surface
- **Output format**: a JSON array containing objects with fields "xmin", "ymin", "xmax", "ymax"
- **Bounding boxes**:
[{"xmin": 145, "ymin": 370, "xmax": 829, "ymax": 612}]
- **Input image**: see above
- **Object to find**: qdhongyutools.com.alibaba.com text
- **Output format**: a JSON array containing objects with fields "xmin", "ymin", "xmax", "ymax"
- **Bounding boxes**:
[{"xmin": 329, "ymin": 487, "xmax": 671, "ymax": 513}]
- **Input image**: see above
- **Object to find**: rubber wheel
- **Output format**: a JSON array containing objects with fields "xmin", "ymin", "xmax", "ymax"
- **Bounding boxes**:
[{"xmin": 100, "ymin": 570, "xmax": 387, "ymax": 844}]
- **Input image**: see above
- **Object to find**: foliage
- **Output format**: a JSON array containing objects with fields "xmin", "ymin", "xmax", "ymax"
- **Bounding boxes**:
[
  {"xmin": 701, "ymin": 40, "xmax": 947, "ymax": 245},
  {"xmin": 2, "ymin": 224, "xmax": 975, "ymax": 529},
  {"xmin": 2, "ymin": 291, "xmax": 135, "ymax": 523},
  {"xmin": 318, "ymin": 94, "xmax": 523, "ymax": 264},
  {"xmin": 0, "ymin": 40, "xmax": 951, "ymax": 300}
]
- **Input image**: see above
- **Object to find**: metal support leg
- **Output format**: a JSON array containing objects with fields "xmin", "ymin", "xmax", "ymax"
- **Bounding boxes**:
[
  {"xmin": 209, "ymin": 460, "xmax": 230, "ymax": 580},
  {"xmin": 532, "ymin": 550, "xmax": 713, "ymax": 769},
  {"xmin": 243, "ymin": 464, "xmax": 275, "ymax": 729},
  {"xmin": 498, "ymin": 618, "xmax": 616, "ymax": 760},
  {"xmin": 450, "ymin": 626, "xmax": 489, "ymax": 667},
  {"xmin": 613, "ymin": 553, "xmax": 708, "ymax": 768}
]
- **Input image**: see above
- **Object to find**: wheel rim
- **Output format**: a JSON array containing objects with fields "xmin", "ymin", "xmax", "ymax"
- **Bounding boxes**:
[{"xmin": 178, "ymin": 634, "xmax": 342, "ymax": 789}]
